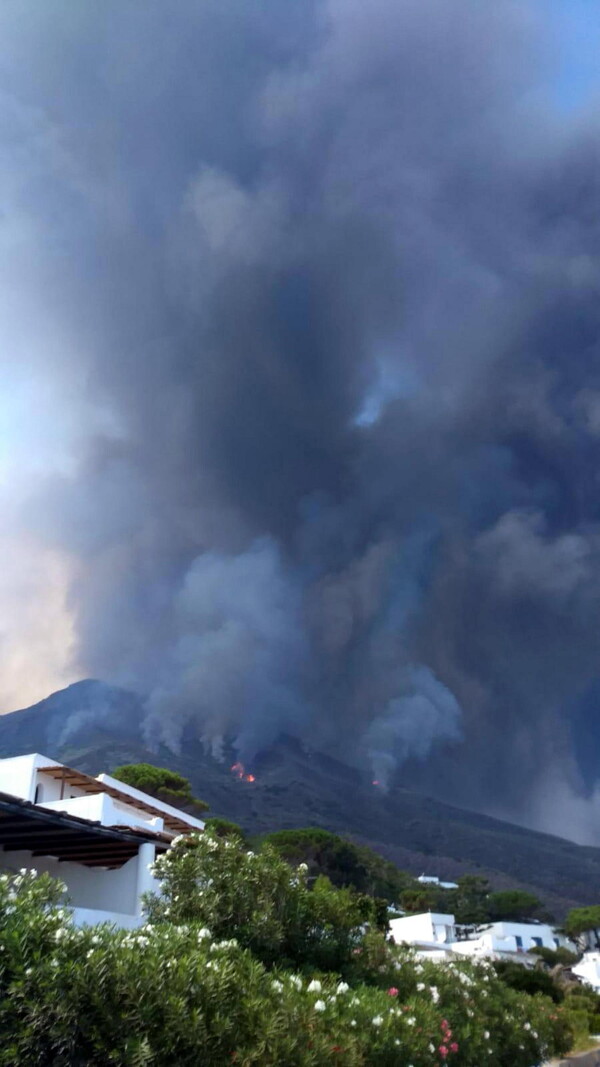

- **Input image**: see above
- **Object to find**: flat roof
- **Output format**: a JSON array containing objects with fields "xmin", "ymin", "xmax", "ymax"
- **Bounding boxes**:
[
  {"xmin": 0, "ymin": 789, "xmax": 171, "ymax": 869},
  {"xmin": 37, "ymin": 764, "xmax": 199, "ymax": 835}
]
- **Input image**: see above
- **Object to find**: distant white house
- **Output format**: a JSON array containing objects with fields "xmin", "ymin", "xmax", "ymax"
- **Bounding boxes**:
[
  {"xmin": 0, "ymin": 753, "xmax": 205, "ymax": 928},
  {"xmin": 389, "ymin": 911, "xmax": 576, "ymax": 963},
  {"xmin": 389, "ymin": 911, "xmax": 457, "ymax": 959},
  {"xmin": 417, "ymin": 874, "xmax": 459, "ymax": 890},
  {"xmin": 573, "ymin": 952, "xmax": 600, "ymax": 991},
  {"xmin": 453, "ymin": 920, "xmax": 574, "ymax": 960}
]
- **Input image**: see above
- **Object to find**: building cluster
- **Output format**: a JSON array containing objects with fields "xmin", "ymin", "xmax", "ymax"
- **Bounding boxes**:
[
  {"xmin": 390, "ymin": 909, "xmax": 574, "ymax": 961},
  {"xmin": 390, "ymin": 906, "xmax": 600, "ymax": 992}
]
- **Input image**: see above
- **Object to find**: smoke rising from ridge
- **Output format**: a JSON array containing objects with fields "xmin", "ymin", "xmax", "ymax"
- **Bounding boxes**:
[{"xmin": 0, "ymin": 0, "xmax": 600, "ymax": 839}]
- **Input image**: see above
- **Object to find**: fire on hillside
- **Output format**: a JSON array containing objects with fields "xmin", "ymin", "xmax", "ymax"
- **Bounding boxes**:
[{"xmin": 231, "ymin": 761, "xmax": 256, "ymax": 783}]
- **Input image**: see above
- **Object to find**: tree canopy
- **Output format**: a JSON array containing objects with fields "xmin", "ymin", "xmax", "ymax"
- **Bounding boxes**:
[
  {"xmin": 487, "ymin": 890, "xmax": 542, "ymax": 922},
  {"xmin": 565, "ymin": 905, "xmax": 600, "ymax": 944},
  {"xmin": 260, "ymin": 828, "xmax": 413, "ymax": 902},
  {"xmin": 111, "ymin": 762, "xmax": 209, "ymax": 816}
]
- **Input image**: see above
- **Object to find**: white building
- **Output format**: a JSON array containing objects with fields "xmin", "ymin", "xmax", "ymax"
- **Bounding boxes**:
[
  {"xmin": 390, "ymin": 912, "xmax": 457, "ymax": 957},
  {"xmin": 390, "ymin": 911, "xmax": 576, "ymax": 963},
  {"xmin": 573, "ymin": 953, "xmax": 600, "ymax": 991},
  {"xmin": 0, "ymin": 753, "xmax": 205, "ymax": 928},
  {"xmin": 453, "ymin": 920, "xmax": 573, "ymax": 959},
  {"xmin": 417, "ymin": 874, "xmax": 459, "ymax": 890}
]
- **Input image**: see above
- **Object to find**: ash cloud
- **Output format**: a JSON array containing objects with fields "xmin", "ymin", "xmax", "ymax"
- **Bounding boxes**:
[{"xmin": 1, "ymin": 0, "xmax": 600, "ymax": 838}]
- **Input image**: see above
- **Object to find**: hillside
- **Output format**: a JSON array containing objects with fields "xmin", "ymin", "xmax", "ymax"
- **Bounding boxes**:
[{"xmin": 0, "ymin": 679, "xmax": 598, "ymax": 918}]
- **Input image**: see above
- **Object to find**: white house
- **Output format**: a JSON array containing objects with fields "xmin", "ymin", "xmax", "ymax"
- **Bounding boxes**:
[
  {"xmin": 417, "ymin": 874, "xmax": 459, "ymax": 890},
  {"xmin": 0, "ymin": 753, "xmax": 205, "ymax": 929},
  {"xmin": 573, "ymin": 953, "xmax": 600, "ymax": 991},
  {"xmin": 390, "ymin": 911, "xmax": 576, "ymax": 963},
  {"xmin": 453, "ymin": 920, "xmax": 573, "ymax": 959},
  {"xmin": 390, "ymin": 912, "xmax": 457, "ymax": 951}
]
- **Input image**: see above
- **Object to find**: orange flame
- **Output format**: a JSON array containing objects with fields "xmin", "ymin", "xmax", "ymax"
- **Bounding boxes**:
[{"xmin": 231, "ymin": 761, "xmax": 256, "ymax": 783}]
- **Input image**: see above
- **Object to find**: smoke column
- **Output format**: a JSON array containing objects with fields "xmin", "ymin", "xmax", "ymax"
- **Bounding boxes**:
[{"xmin": 0, "ymin": 0, "xmax": 599, "ymax": 839}]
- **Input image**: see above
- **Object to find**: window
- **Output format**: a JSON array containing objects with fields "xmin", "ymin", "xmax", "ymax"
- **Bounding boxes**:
[
  {"xmin": 515, "ymin": 936, "xmax": 523, "ymax": 949},
  {"xmin": 553, "ymin": 938, "xmax": 559, "ymax": 948},
  {"xmin": 531, "ymin": 937, "xmax": 542, "ymax": 947},
  {"xmin": 33, "ymin": 783, "xmax": 43, "ymax": 804}
]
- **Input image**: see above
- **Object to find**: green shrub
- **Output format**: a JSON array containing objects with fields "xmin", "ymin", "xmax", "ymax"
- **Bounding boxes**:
[
  {"xmin": 494, "ymin": 961, "xmax": 563, "ymax": 1003},
  {"xmin": 145, "ymin": 832, "xmax": 379, "ymax": 977},
  {"xmin": 0, "ymin": 856, "xmax": 575, "ymax": 1066},
  {"xmin": 204, "ymin": 816, "xmax": 247, "ymax": 840},
  {"xmin": 530, "ymin": 945, "xmax": 579, "ymax": 967}
]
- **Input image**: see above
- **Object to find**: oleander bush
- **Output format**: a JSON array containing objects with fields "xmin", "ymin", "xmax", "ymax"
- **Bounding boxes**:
[{"xmin": 0, "ymin": 844, "xmax": 574, "ymax": 1066}]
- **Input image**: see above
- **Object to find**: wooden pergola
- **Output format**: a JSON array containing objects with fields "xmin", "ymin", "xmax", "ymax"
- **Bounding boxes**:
[
  {"xmin": 37, "ymin": 764, "xmax": 195, "ymax": 835},
  {"xmin": 0, "ymin": 790, "xmax": 172, "ymax": 869}
]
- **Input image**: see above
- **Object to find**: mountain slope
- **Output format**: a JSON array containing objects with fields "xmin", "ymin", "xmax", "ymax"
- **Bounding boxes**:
[{"xmin": 0, "ymin": 680, "xmax": 597, "ymax": 918}]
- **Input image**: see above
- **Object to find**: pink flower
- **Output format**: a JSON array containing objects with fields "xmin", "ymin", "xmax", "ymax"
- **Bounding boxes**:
[
  {"xmin": 439, "ymin": 1046, "xmax": 448, "ymax": 1059},
  {"xmin": 441, "ymin": 1020, "xmax": 449, "ymax": 1031},
  {"xmin": 387, "ymin": 987, "xmax": 399, "ymax": 997},
  {"xmin": 450, "ymin": 1043, "xmax": 459, "ymax": 1054}
]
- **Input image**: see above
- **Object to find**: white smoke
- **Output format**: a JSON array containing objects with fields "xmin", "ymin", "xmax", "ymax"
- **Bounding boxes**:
[{"xmin": 365, "ymin": 665, "xmax": 462, "ymax": 787}]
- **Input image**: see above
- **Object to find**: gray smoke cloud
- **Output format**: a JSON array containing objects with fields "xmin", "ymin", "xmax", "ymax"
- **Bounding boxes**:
[{"xmin": 1, "ymin": 0, "xmax": 600, "ymax": 838}]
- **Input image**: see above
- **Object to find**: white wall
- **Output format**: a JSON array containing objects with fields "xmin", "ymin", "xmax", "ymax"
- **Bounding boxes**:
[
  {"xmin": 390, "ymin": 913, "xmax": 456, "ymax": 946},
  {"xmin": 0, "ymin": 843, "xmax": 159, "ymax": 918},
  {"xmin": 72, "ymin": 907, "xmax": 143, "ymax": 929},
  {"xmin": 573, "ymin": 953, "xmax": 600, "ymax": 991},
  {"xmin": 41, "ymin": 793, "xmax": 164, "ymax": 833},
  {"xmin": 489, "ymin": 922, "xmax": 559, "ymax": 951},
  {"xmin": 452, "ymin": 932, "xmax": 518, "ymax": 958},
  {"xmin": 96, "ymin": 772, "xmax": 205, "ymax": 831},
  {"xmin": 0, "ymin": 755, "xmax": 40, "ymax": 801}
]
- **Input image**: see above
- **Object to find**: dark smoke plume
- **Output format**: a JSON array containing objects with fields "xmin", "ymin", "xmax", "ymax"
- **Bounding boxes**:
[{"xmin": 1, "ymin": 0, "xmax": 600, "ymax": 840}]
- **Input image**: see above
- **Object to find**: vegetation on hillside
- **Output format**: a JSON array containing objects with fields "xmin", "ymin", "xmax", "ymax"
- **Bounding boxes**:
[{"xmin": 261, "ymin": 828, "xmax": 548, "ymax": 926}]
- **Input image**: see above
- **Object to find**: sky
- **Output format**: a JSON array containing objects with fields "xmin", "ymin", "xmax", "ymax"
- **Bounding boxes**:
[{"xmin": 0, "ymin": 0, "xmax": 599, "ymax": 842}]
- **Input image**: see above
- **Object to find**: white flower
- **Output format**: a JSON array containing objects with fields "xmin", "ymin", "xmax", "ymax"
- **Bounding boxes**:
[
  {"xmin": 307, "ymin": 979, "xmax": 322, "ymax": 993},
  {"xmin": 272, "ymin": 980, "xmax": 284, "ymax": 992},
  {"xmin": 289, "ymin": 976, "xmax": 302, "ymax": 991},
  {"xmin": 430, "ymin": 986, "xmax": 440, "ymax": 1004},
  {"xmin": 350, "ymin": 1020, "xmax": 357, "ymax": 1027},
  {"xmin": 416, "ymin": 982, "xmax": 425, "ymax": 991},
  {"xmin": 429, "ymin": 1044, "xmax": 436, "ymax": 1054},
  {"xmin": 372, "ymin": 1015, "xmax": 383, "ymax": 1027},
  {"xmin": 314, "ymin": 1000, "xmax": 326, "ymax": 1012},
  {"xmin": 407, "ymin": 1017, "xmax": 416, "ymax": 1026},
  {"xmin": 524, "ymin": 1022, "xmax": 531, "ymax": 1031},
  {"xmin": 484, "ymin": 1030, "xmax": 490, "ymax": 1040},
  {"xmin": 336, "ymin": 982, "xmax": 349, "ymax": 994}
]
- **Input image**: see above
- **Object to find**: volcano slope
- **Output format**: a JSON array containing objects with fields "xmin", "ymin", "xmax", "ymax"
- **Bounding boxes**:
[{"xmin": 0, "ymin": 679, "xmax": 597, "ymax": 918}]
